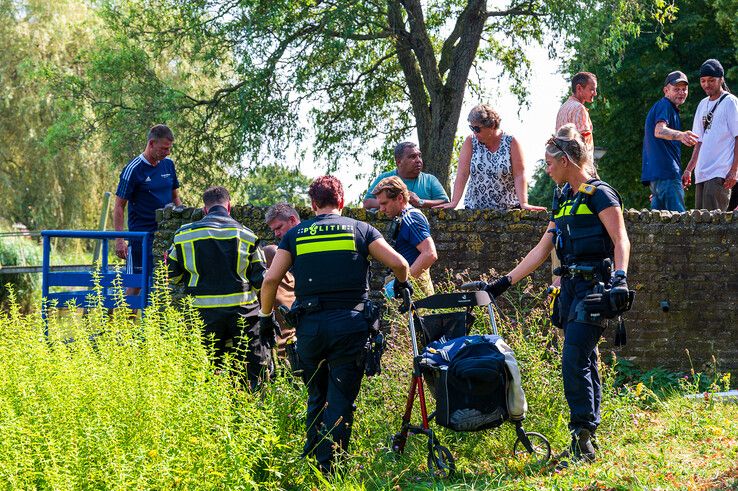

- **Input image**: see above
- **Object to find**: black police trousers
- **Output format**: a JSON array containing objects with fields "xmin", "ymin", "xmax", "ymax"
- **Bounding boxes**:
[
  {"xmin": 558, "ymin": 275, "xmax": 604, "ymax": 433},
  {"xmin": 198, "ymin": 306, "xmax": 273, "ymax": 389},
  {"xmin": 296, "ymin": 308, "xmax": 368, "ymax": 473}
]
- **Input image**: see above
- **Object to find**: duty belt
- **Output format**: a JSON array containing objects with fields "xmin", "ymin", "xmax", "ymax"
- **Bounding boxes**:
[
  {"xmin": 296, "ymin": 297, "xmax": 367, "ymax": 313},
  {"xmin": 554, "ymin": 259, "xmax": 612, "ymax": 281}
]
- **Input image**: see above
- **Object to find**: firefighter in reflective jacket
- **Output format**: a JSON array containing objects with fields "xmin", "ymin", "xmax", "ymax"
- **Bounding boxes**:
[
  {"xmin": 168, "ymin": 186, "xmax": 270, "ymax": 388},
  {"xmin": 478, "ymin": 124, "xmax": 632, "ymax": 465},
  {"xmin": 259, "ymin": 176, "xmax": 410, "ymax": 474}
]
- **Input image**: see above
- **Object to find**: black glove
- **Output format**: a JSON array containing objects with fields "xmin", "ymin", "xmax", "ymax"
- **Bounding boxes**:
[
  {"xmin": 484, "ymin": 275, "xmax": 512, "ymax": 299},
  {"xmin": 582, "ymin": 291, "xmax": 609, "ymax": 315},
  {"xmin": 393, "ymin": 279, "xmax": 414, "ymax": 300},
  {"xmin": 609, "ymin": 271, "xmax": 630, "ymax": 313},
  {"xmin": 258, "ymin": 312, "xmax": 281, "ymax": 350}
]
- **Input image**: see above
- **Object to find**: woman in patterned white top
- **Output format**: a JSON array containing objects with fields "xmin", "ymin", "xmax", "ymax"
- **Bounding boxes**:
[{"xmin": 437, "ymin": 104, "xmax": 546, "ymax": 211}]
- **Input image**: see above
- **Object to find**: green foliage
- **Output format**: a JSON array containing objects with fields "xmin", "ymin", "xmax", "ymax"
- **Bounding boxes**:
[
  {"xmin": 44, "ymin": 0, "xmax": 659, "ymax": 191},
  {"xmin": 527, "ymin": 159, "xmax": 555, "ymax": 208},
  {"xmin": 0, "ymin": 0, "xmax": 111, "ymax": 230},
  {"xmin": 1, "ymin": 273, "xmax": 737, "ymax": 488},
  {"xmin": 568, "ymin": 0, "xmax": 737, "ymax": 209},
  {"xmin": 240, "ymin": 164, "xmax": 311, "ymax": 207},
  {"xmin": 0, "ymin": 234, "xmax": 41, "ymax": 311}
]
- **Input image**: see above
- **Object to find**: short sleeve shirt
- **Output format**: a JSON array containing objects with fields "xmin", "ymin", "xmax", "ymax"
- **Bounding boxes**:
[
  {"xmin": 395, "ymin": 207, "xmax": 432, "ymax": 266},
  {"xmin": 364, "ymin": 170, "xmax": 449, "ymax": 202},
  {"xmin": 116, "ymin": 154, "xmax": 179, "ymax": 232},
  {"xmin": 556, "ymin": 96, "xmax": 594, "ymax": 149},
  {"xmin": 278, "ymin": 214, "xmax": 383, "ymax": 301},
  {"xmin": 691, "ymin": 93, "xmax": 738, "ymax": 183},
  {"xmin": 586, "ymin": 184, "xmax": 622, "ymax": 213},
  {"xmin": 641, "ymin": 97, "xmax": 682, "ymax": 183},
  {"xmin": 557, "ymin": 180, "xmax": 621, "ymax": 216}
]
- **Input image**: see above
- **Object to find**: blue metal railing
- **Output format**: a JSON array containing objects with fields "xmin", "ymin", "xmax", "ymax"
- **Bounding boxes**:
[{"xmin": 41, "ymin": 230, "xmax": 151, "ymax": 311}]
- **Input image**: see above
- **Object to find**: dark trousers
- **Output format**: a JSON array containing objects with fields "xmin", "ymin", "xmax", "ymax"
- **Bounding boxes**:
[
  {"xmin": 729, "ymin": 182, "xmax": 738, "ymax": 211},
  {"xmin": 559, "ymin": 276, "xmax": 604, "ymax": 432},
  {"xmin": 296, "ymin": 309, "xmax": 368, "ymax": 472},
  {"xmin": 198, "ymin": 306, "xmax": 272, "ymax": 388}
]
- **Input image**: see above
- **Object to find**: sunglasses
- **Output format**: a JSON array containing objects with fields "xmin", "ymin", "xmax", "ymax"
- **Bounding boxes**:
[
  {"xmin": 547, "ymin": 137, "xmax": 566, "ymax": 155},
  {"xmin": 469, "ymin": 125, "xmax": 482, "ymax": 133}
]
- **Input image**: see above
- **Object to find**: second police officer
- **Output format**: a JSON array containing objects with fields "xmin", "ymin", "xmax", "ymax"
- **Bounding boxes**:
[
  {"xmin": 479, "ymin": 124, "xmax": 632, "ymax": 465},
  {"xmin": 258, "ymin": 176, "xmax": 410, "ymax": 474}
]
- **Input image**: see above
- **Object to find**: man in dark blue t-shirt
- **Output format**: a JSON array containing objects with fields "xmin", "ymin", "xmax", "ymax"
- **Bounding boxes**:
[
  {"xmin": 114, "ymin": 124, "xmax": 181, "ymax": 295},
  {"xmin": 641, "ymin": 71, "xmax": 699, "ymax": 211},
  {"xmin": 373, "ymin": 176, "xmax": 438, "ymax": 297}
]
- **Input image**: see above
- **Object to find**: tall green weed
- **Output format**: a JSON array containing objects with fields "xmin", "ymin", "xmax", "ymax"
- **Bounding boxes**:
[{"xmin": 0, "ymin": 272, "xmax": 735, "ymax": 489}]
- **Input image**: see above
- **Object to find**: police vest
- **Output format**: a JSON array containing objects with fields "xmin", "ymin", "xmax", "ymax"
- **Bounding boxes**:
[
  {"xmin": 169, "ymin": 208, "xmax": 265, "ymax": 308},
  {"xmin": 550, "ymin": 179, "xmax": 622, "ymax": 265},
  {"xmin": 290, "ymin": 215, "xmax": 371, "ymax": 302}
]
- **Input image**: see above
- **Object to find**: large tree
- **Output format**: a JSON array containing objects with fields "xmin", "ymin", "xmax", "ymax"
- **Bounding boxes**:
[
  {"xmin": 65, "ymin": 0, "xmax": 661, "ymax": 190},
  {"xmin": 0, "ymin": 0, "xmax": 111, "ymax": 230}
]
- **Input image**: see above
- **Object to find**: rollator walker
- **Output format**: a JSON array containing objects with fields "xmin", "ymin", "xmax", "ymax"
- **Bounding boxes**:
[{"xmin": 389, "ymin": 285, "xmax": 551, "ymax": 477}]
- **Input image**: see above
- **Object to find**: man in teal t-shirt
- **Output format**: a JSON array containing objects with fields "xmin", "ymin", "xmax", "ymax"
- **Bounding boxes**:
[{"xmin": 363, "ymin": 142, "xmax": 449, "ymax": 210}]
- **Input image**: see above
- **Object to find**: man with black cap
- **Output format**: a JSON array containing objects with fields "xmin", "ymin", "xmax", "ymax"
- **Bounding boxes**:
[
  {"xmin": 641, "ymin": 71, "xmax": 699, "ymax": 211},
  {"xmin": 683, "ymin": 59, "xmax": 738, "ymax": 211}
]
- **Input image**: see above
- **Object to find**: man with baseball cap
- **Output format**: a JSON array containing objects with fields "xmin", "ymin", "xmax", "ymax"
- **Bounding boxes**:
[
  {"xmin": 641, "ymin": 70, "xmax": 699, "ymax": 211},
  {"xmin": 683, "ymin": 59, "xmax": 738, "ymax": 211}
]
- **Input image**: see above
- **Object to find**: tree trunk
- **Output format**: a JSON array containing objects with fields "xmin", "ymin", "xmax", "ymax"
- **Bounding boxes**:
[{"xmin": 390, "ymin": 0, "xmax": 487, "ymax": 191}]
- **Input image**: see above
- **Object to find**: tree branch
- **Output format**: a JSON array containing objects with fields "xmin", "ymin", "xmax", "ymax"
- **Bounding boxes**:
[
  {"xmin": 397, "ymin": 0, "xmax": 443, "ymax": 96},
  {"xmin": 486, "ymin": 2, "xmax": 544, "ymax": 18}
]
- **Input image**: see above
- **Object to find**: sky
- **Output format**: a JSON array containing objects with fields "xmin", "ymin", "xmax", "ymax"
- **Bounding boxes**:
[{"xmin": 298, "ymin": 44, "xmax": 569, "ymax": 203}]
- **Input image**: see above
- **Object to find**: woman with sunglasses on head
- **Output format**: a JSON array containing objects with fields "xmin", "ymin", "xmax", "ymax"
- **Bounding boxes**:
[
  {"xmin": 436, "ymin": 103, "xmax": 546, "ymax": 211},
  {"xmin": 476, "ymin": 123, "xmax": 632, "ymax": 466}
]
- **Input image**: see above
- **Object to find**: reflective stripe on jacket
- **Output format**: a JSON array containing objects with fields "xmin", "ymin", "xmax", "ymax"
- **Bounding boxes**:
[{"xmin": 167, "ymin": 206, "xmax": 265, "ymax": 308}]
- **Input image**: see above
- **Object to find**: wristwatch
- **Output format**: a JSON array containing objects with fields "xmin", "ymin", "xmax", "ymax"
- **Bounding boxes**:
[
  {"xmin": 417, "ymin": 198, "xmax": 425, "ymax": 208},
  {"xmin": 613, "ymin": 270, "xmax": 627, "ymax": 279}
]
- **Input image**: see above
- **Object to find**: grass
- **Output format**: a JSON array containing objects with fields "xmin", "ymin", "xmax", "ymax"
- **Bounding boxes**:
[{"xmin": 0, "ymin": 271, "xmax": 736, "ymax": 490}]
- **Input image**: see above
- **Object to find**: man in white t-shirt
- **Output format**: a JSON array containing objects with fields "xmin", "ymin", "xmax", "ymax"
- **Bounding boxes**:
[{"xmin": 683, "ymin": 59, "xmax": 738, "ymax": 211}]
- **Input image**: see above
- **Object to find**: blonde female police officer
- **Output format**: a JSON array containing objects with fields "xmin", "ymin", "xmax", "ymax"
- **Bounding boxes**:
[
  {"xmin": 259, "ymin": 176, "xmax": 410, "ymax": 474},
  {"xmin": 481, "ymin": 124, "xmax": 632, "ymax": 464}
]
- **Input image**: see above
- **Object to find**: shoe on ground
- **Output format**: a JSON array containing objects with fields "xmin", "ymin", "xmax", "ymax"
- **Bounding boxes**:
[{"xmin": 555, "ymin": 428, "xmax": 596, "ymax": 470}]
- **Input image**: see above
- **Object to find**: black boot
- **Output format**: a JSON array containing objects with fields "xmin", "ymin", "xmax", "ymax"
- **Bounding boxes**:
[
  {"xmin": 570, "ymin": 428, "xmax": 596, "ymax": 463},
  {"xmin": 556, "ymin": 428, "xmax": 596, "ymax": 470}
]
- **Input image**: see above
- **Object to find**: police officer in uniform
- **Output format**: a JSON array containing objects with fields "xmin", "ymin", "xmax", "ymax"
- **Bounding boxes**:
[
  {"xmin": 259, "ymin": 176, "xmax": 410, "ymax": 474},
  {"xmin": 479, "ymin": 124, "xmax": 632, "ymax": 464},
  {"xmin": 168, "ymin": 186, "xmax": 271, "ymax": 388}
]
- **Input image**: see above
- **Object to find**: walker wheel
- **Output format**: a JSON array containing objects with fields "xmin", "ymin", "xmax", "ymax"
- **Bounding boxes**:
[
  {"xmin": 427, "ymin": 443, "xmax": 455, "ymax": 478},
  {"xmin": 389, "ymin": 433, "xmax": 405, "ymax": 454},
  {"xmin": 513, "ymin": 431, "xmax": 551, "ymax": 464}
]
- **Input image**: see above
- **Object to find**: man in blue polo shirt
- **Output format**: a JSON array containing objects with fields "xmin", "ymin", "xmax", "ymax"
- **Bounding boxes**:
[
  {"xmin": 363, "ymin": 142, "xmax": 449, "ymax": 210},
  {"xmin": 114, "ymin": 124, "xmax": 182, "ymax": 295},
  {"xmin": 641, "ymin": 71, "xmax": 699, "ymax": 211},
  {"xmin": 373, "ymin": 175, "xmax": 438, "ymax": 296}
]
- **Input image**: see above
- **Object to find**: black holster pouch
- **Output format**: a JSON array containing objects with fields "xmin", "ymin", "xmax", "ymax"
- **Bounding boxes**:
[
  {"xmin": 363, "ymin": 331, "xmax": 386, "ymax": 377},
  {"xmin": 284, "ymin": 338, "xmax": 302, "ymax": 375},
  {"xmin": 362, "ymin": 300, "xmax": 384, "ymax": 376}
]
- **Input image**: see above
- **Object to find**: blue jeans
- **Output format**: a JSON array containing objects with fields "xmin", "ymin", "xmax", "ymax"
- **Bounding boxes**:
[{"xmin": 650, "ymin": 178, "xmax": 685, "ymax": 212}]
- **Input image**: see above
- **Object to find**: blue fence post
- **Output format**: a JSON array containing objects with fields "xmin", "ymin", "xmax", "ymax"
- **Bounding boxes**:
[{"xmin": 41, "ymin": 234, "xmax": 51, "ymax": 334}]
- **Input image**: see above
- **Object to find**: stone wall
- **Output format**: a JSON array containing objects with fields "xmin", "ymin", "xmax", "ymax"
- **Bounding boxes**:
[{"xmin": 155, "ymin": 206, "xmax": 738, "ymax": 377}]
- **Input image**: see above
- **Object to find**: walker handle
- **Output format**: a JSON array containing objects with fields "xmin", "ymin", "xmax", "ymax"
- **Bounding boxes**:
[
  {"xmin": 400, "ymin": 287, "xmax": 412, "ymax": 312},
  {"xmin": 460, "ymin": 280, "xmax": 487, "ymax": 291}
]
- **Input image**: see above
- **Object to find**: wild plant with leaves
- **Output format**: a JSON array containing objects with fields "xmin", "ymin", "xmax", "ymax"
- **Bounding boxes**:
[{"xmin": 0, "ymin": 271, "xmax": 735, "ymax": 489}]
